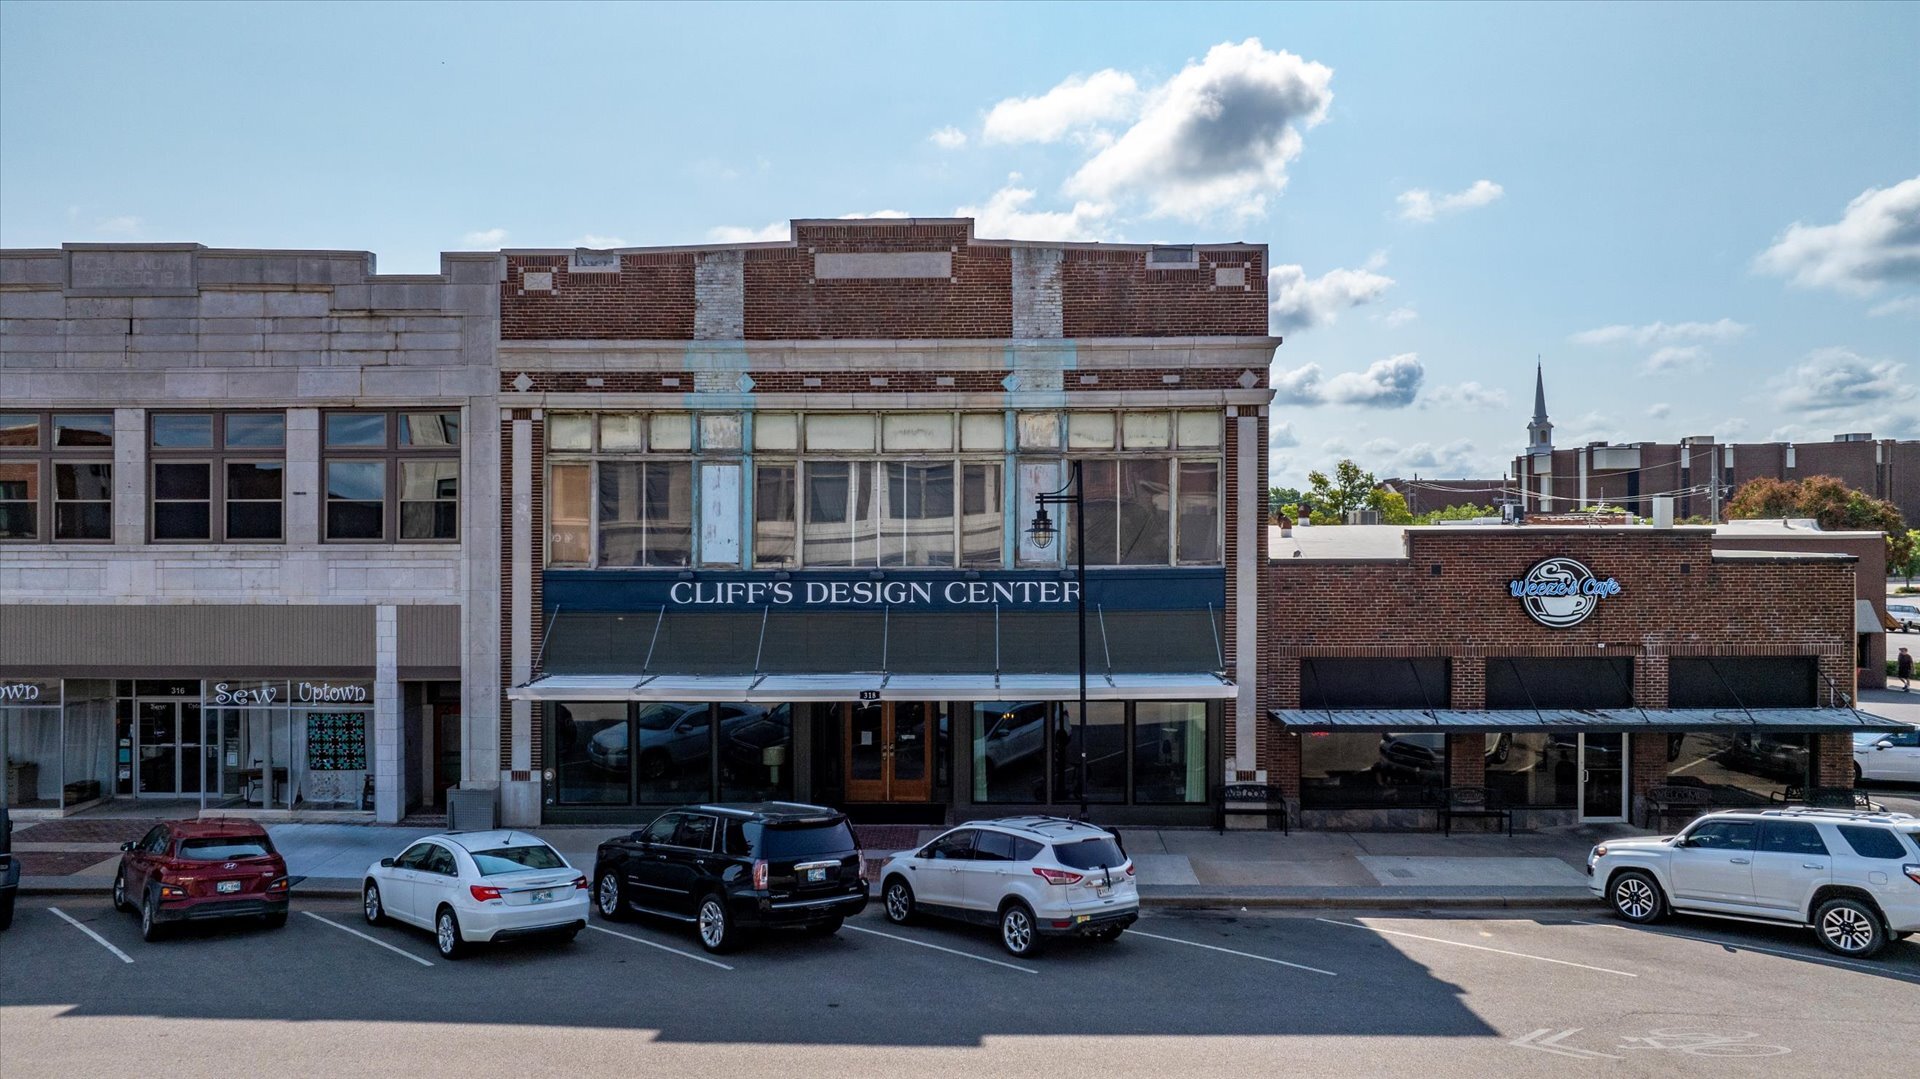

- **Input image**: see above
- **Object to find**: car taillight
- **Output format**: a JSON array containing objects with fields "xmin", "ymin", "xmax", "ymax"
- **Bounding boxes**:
[
  {"xmin": 1904, "ymin": 864, "xmax": 1920, "ymax": 887},
  {"xmin": 1125, "ymin": 862, "xmax": 1136, "ymax": 877},
  {"xmin": 752, "ymin": 860, "xmax": 768, "ymax": 890},
  {"xmin": 470, "ymin": 885, "xmax": 503, "ymax": 902},
  {"xmin": 267, "ymin": 876, "xmax": 290, "ymax": 892},
  {"xmin": 1032, "ymin": 867, "xmax": 1083, "ymax": 886},
  {"xmin": 572, "ymin": 875, "xmax": 589, "ymax": 890},
  {"xmin": 158, "ymin": 883, "xmax": 187, "ymax": 900}
]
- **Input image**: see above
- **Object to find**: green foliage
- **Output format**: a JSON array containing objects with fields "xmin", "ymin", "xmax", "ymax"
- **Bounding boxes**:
[
  {"xmin": 1901, "ymin": 530, "xmax": 1920, "ymax": 586},
  {"xmin": 1269, "ymin": 486, "xmax": 1303, "ymax": 517},
  {"xmin": 1727, "ymin": 475, "xmax": 1913, "ymax": 568},
  {"xmin": 1366, "ymin": 489, "xmax": 1415, "ymax": 525},
  {"xmin": 1413, "ymin": 503, "xmax": 1496, "ymax": 524},
  {"xmin": 1304, "ymin": 460, "xmax": 1376, "ymax": 519}
]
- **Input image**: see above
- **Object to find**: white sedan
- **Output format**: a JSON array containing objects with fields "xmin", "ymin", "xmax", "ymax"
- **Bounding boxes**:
[
  {"xmin": 362, "ymin": 830, "xmax": 588, "ymax": 959},
  {"xmin": 1855, "ymin": 727, "xmax": 1920, "ymax": 784}
]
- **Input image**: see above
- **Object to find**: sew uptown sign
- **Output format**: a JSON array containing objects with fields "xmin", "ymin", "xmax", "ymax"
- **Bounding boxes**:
[{"xmin": 1509, "ymin": 557, "xmax": 1622, "ymax": 629}]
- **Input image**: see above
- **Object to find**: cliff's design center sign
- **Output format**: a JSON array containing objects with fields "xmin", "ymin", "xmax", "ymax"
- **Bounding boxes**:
[{"xmin": 1509, "ymin": 557, "xmax": 1621, "ymax": 628}]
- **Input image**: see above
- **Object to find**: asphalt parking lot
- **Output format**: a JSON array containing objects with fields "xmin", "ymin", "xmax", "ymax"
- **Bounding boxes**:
[{"xmin": 4, "ymin": 894, "xmax": 1917, "ymax": 1078}]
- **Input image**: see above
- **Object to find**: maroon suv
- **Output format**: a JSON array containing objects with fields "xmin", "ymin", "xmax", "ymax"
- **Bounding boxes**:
[{"xmin": 113, "ymin": 820, "xmax": 291, "ymax": 941}]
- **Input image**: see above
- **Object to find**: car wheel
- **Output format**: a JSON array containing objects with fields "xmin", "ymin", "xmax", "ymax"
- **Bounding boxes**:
[
  {"xmin": 595, "ymin": 871, "xmax": 627, "ymax": 921},
  {"xmin": 638, "ymin": 750, "xmax": 671, "ymax": 781},
  {"xmin": 882, "ymin": 877, "xmax": 917, "ymax": 925},
  {"xmin": 140, "ymin": 889, "xmax": 166, "ymax": 943},
  {"xmin": 999, "ymin": 901, "xmax": 1043, "ymax": 958},
  {"xmin": 1854, "ymin": 762, "xmax": 1864, "ymax": 783},
  {"xmin": 435, "ymin": 907, "xmax": 467, "ymax": 960},
  {"xmin": 363, "ymin": 882, "xmax": 387, "ymax": 926},
  {"xmin": 1610, "ymin": 870, "xmax": 1666, "ymax": 924},
  {"xmin": 804, "ymin": 916, "xmax": 844, "ymax": 937},
  {"xmin": 112, "ymin": 868, "xmax": 131, "ymax": 914},
  {"xmin": 1814, "ymin": 896, "xmax": 1886, "ymax": 958},
  {"xmin": 0, "ymin": 890, "xmax": 14, "ymax": 932},
  {"xmin": 696, "ymin": 894, "xmax": 738, "ymax": 954},
  {"xmin": 261, "ymin": 912, "xmax": 288, "ymax": 929}
]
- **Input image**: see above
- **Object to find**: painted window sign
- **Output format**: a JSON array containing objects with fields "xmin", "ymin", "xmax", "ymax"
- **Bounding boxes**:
[
  {"xmin": 296, "ymin": 681, "xmax": 370, "ymax": 703},
  {"xmin": 1509, "ymin": 557, "xmax": 1622, "ymax": 628}
]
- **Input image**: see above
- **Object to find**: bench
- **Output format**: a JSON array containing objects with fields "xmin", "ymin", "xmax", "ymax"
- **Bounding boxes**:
[
  {"xmin": 1438, "ymin": 786, "xmax": 1512, "ymax": 836},
  {"xmin": 1216, "ymin": 783, "xmax": 1289, "ymax": 834},
  {"xmin": 1769, "ymin": 785, "xmax": 1883, "ymax": 811},
  {"xmin": 1643, "ymin": 785, "xmax": 1712, "ymax": 830}
]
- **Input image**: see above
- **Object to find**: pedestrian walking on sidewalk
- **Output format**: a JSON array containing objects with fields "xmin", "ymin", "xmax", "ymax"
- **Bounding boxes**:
[{"xmin": 1899, "ymin": 646, "xmax": 1913, "ymax": 692}]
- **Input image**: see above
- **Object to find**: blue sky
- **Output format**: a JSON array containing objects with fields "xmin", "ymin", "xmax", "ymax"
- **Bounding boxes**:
[{"xmin": 3, "ymin": 1, "xmax": 1915, "ymax": 486}]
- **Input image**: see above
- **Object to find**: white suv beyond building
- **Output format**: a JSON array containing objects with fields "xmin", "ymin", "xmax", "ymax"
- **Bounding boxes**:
[
  {"xmin": 878, "ymin": 817, "xmax": 1139, "ymax": 957},
  {"xmin": 1588, "ymin": 808, "xmax": 1920, "ymax": 958}
]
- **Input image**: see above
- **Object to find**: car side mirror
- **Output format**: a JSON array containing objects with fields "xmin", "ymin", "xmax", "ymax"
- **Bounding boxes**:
[
  {"xmin": 1671, "ymin": 836, "xmax": 1691, "ymax": 848},
  {"xmin": 120, "ymin": 841, "xmax": 135, "ymax": 852},
  {"xmin": 630, "ymin": 830, "xmax": 646, "ymax": 842},
  {"xmin": 1875, "ymin": 740, "xmax": 1894, "ymax": 750},
  {"xmin": 379, "ymin": 857, "xmax": 395, "ymax": 868}
]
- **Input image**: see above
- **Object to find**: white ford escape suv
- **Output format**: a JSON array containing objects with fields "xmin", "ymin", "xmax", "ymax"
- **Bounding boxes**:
[
  {"xmin": 1588, "ymin": 808, "xmax": 1920, "ymax": 958},
  {"xmin": 878, "ymin": 817, "xmax": 1138, "ymax": 957}
]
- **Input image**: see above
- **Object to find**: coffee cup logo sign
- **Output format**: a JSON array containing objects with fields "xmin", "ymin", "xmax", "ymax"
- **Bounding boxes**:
[{"xmin": 1509, "ymin": 557, "xmax": 1622, "ymax": 629}]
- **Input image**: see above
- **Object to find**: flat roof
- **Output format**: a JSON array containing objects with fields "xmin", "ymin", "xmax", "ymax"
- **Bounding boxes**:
[{"xmin": 1269, "ymin": 520, "xmax": 1883, "ymax": 562}]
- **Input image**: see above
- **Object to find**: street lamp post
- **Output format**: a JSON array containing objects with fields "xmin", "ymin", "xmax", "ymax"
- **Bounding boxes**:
[{"xmin": 1026, "ymin": 461, "xmax": 1088, "ymax": 820}]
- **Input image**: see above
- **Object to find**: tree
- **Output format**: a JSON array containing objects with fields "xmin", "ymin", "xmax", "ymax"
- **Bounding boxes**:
[
  {"xmin": 1269, "ymin": 486, "xmax": 1303, "ymax": 520},
  {"xmin": 1902, "ymin": 530, "xmax": 1920, "ymax": 587},
  {"xmin": 1415, "ymin": 503, "xmax": 1496, "ymax": 524},
  {"xmin": 1304, "ymin": 459, "xmax": 1376, "ymax": 520},
  {"xmin": 1366, "ymin": 488, "xmax": 1415, "ymax": 525},
  {"xmin": 1725, "ymin": 476, "xmax": 1801, "ymax": 520},
  {"xmin": 1727, "ymin": 474, "xmax": 1914, "ymax": 569}
]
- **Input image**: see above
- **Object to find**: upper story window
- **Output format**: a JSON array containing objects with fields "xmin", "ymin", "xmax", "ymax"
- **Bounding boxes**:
[
  {"xmin": 546, "ymin": 409, "xmax": 1223, "ymax": 571},
  {"xmin": 323, "ymin": 410, "xmax": 460, "ymax": 543},
  {"xmin": 149, "ymin": 412, "xmax": 287, "ymax": 543},
  {"xmin": 0, "ymin": 411, "xmax": 114, "ymax": 543}
]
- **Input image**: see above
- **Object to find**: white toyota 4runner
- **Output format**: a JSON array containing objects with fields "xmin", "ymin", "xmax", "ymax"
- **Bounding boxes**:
[{"xmin": 1588, "ymin": 807, "xmax": 1920, "ymax": 958}]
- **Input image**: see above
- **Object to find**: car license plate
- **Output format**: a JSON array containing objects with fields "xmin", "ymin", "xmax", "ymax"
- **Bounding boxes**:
[
  {"xmin": 217, "ymin": 880, "xmax": 241, "ymax": 894},
  {"xmin": 531, "ymin": 889, "xmax": 554, "ymax": 903},
  {"xmin": 805, "ymin": 867, "xmax": 827, "ymax": 883}
]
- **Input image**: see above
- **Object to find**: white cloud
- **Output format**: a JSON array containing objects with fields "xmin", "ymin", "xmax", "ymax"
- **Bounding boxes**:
[
  {"xmin": 1568, "ymin": 318, "xmax": 1748, "ymax": 347},
  {"xmin": 1273, "ymin": 363, "xmax": 1325, "ymax": 405},
  {"xmin": 982, "ymin": 69, "xmax": 1142, "ymax": 144},
  {"xmin": 1396, "ymin": 180, "xmax": 1504, "ymax": 223},
  {"xmin": 574, "ymin": 234, "xmax": 628, "ymax": 248},
  {"xmin": 1770, "ymin": 346, "xmax": 1915, "ymax": 415},
  {"xmin": 840, "ymin": 210, "xmax": 912, "ymax": 220},
  {"xmin": 1382, "ymin": 306, "xmax": 1418, "ymax": 328},
  {"xmin": 928, "ymin": 126, "xmax": 969, "ymax": 150},
  {"xmin": 462, "ymin": 227, "xmax": 508, "ymax": 247},
  {"xmin": 1357, "ymin": 436, "xmax": 1491, "ymax": 478},
  {"xmin": 1268, "ymin": 422, "xmax": 1300, "ymax": 450},
  {"xmin": 956, "ymin": 180, "xmax": 1111, "ymax": 241},
  {"xmin": 94, "ymin": 215, "xmax": 142, "ymax": 237},
  {"xmin": 1647, "ymin": 402, "xmax": 1672, "ymax": 419},
  {"xmin": 1065, "ymin": 38, "xmax": 1333, "ymax": 221},
  {"xmin": 1717, "ymin": 417, "xmax": 1751, "ymax": 439},
  {"xmin": 1643, "ymin": 345, "xmax": 1709, "ymax": 373},
  {"xmin": 1868, "ymin": 295, "xmax": 1920, "ymax": 317},
  {"xmin": 1755, "ymin": 175, "xmax": 1920, "ymax": 295},
  {"xmin": 1268, "ymin": 263, "xmax": 1394, "ymax": 332},
  {"xmin": 1325, "ymin": 354, "xmax": 1424, "ymax": 407},
  {"xmin": 707, "ymin": 222, "xmax": 789, "ymax": 243},
  {"xmin": 1421, "ymin": 381, "xmax": 1508, "ymax": 410}
]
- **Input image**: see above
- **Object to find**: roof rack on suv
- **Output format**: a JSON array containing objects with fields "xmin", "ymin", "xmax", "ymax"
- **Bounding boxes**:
[
  {"xmin": 1758, "ymin": 807, "xmax": 1917, "ymax": 823},
  {"xmin": 991, "ymin": 815, "xmax": 1098, "ymax": 835}
]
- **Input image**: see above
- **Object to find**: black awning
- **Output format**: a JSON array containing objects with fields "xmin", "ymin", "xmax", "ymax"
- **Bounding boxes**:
[{"xmin": 1268, "ymin": 707, "xmax": 1908, "ymax": 734}]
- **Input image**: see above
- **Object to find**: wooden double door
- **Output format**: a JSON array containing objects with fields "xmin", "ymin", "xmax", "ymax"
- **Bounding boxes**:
[{"xmin": 843, "ymin": 701, "xmax": 933, "ymax": 802}]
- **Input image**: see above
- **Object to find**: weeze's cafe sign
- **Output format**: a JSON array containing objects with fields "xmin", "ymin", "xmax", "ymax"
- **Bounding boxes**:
[{"xmin": 1508, "ymin": 557, "xmax": 1622, "ymax": 629}]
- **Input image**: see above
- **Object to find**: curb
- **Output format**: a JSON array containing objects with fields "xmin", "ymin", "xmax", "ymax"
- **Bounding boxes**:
[{"xmin": 19, "ymin": 878, "xmax": 1597, "ymax": 911}]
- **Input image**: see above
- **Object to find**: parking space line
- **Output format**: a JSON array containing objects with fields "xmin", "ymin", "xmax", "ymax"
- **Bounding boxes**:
[
  {"xmin": 1315, "ymin": 918, "xmax": 1637, "ymax": 978},
  {"xmin": 1569, "ymin": 919, "xmax": 1920, "ymax": 984},
  {"xmin": 47, "ymin": 907, "xmax": 134, "ymax": 964},
  {"xmin": 586, "ymin": 924, "xmax": 735, "ymax": 970},
  {"xmin": 301, "ymin": 912, "xmax": 434, "ymax": 967},
  {"xmin": 842, "ymin": 924, "xmax": 1038, "ymax": 974},
  {"xmin": 1129, "ymin": 929, "xmax": 1337, "ymax": 976}
]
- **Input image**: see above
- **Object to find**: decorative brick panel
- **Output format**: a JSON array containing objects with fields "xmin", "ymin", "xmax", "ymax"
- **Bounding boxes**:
[
  {"xmin": 502, "ymin": 254, "xmax": 695, "ymax": 340},
  {"xmin": 1448, "ymin": 734, "xmax": 1486, "ymax": 788},
  {"xmin": 1061, "ymin": 248, "xmax": 1267, "ymax": 338}
]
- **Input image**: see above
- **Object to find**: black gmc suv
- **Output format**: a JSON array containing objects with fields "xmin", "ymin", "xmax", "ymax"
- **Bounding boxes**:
[{"xmin": 591, "ymin": 802, "xmax": 868, "ymax": 953}]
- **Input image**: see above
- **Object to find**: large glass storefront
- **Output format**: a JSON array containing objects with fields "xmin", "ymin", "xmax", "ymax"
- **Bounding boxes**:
[
  {"xmin": 971, "ymin": 700, "xmax": 1208, "ymax": 806},
  {"xmin": 2, "ymin": 680, "xmax": 113, "ymax": 811},
  {"xmin": 551, "ymin": 700, "xmax": 799, "ymax": 808}
]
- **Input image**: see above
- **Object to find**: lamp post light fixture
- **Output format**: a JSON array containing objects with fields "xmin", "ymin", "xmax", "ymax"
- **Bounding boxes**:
[{"xmin": 1027, "ymin": 461, "xmax": 1088, "ymax": 820}]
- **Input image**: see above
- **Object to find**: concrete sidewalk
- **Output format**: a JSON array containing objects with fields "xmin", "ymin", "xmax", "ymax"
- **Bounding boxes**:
[{"xmin": 11, "ymin": 817, "xmax": 1645, "ymax": 909}]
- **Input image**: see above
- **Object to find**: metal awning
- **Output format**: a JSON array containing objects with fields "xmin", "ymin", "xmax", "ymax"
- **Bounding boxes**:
[
  {"xmin": 1268, "ymin": 706, "xmax": 1909, "ymax": 734},
  {"xmin": 511, "ymin": 671, "xmax": 1236, "ymax": 703},
  {"xmin": 1857, "ymin": 599, "xmax": 1886, "ymax": 635}
]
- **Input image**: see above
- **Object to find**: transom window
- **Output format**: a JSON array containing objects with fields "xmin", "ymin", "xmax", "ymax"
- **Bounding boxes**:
[
  {"xmin": 0, "ymin": 411, "xmax": 114, "ymax": 542},
  {"xmin": 546, "ymin": 410, "xmax": 1224, "ymax": 570},
  {"xmin": 148, "ymin": 412, "xmax": 287, "ymax": 542},
  {"xmin": 322, "ymin": 410, "xmax": 460, "ymax": 542}
]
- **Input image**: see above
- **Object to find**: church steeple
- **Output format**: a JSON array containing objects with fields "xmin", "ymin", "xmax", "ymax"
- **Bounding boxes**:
[{"xmin": 1527, "ymin": 359, "xmax": 1553, "ymax": 454}]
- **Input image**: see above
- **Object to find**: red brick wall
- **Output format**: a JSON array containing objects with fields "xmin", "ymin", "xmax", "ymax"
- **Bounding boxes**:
[
  {"xmin": 499, "ymin": 222, "xmax": 1268, "ymax": 341},
  {"xmin": 1263, "ymin": 529, "xmax": 1861, "ymax": 804}
]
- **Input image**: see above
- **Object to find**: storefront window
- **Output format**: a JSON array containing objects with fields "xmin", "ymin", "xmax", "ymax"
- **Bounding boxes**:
[
  {"xmin": 1, "ymin": 680, "xmax": 66, "ymax": 808},
  {"xmin": 1064, "ymin": 702, "xmax": 1127, "ymax": 804},
  {"xmin": 1301, "ymin": 731, "xmax": 1443, "ymax": 808},
  {"xmin": 719, "ymin": 703, "xmax": 794, "ymax": 801},
  {"xmin": 1134, "ymin": 702, "xmax": 1207, "ymax": 804},
  {"xmin": 636, "ymin": 701, "xmax": 712, "ymax": 803},
  {"xmin": 1664, "ymin": 731, "xmax": 1812, "ymax": 805},
  {"xmin": 1484, "ymin": 732, "xmax": 1578, "ymax": 808},
  {"xmin": 553, "ymin": 702, "xmax": 629, "ymax": 805},
  {"xmin": 973, "ymin": 701, "xmax": 1049, "ymax": 804}
]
